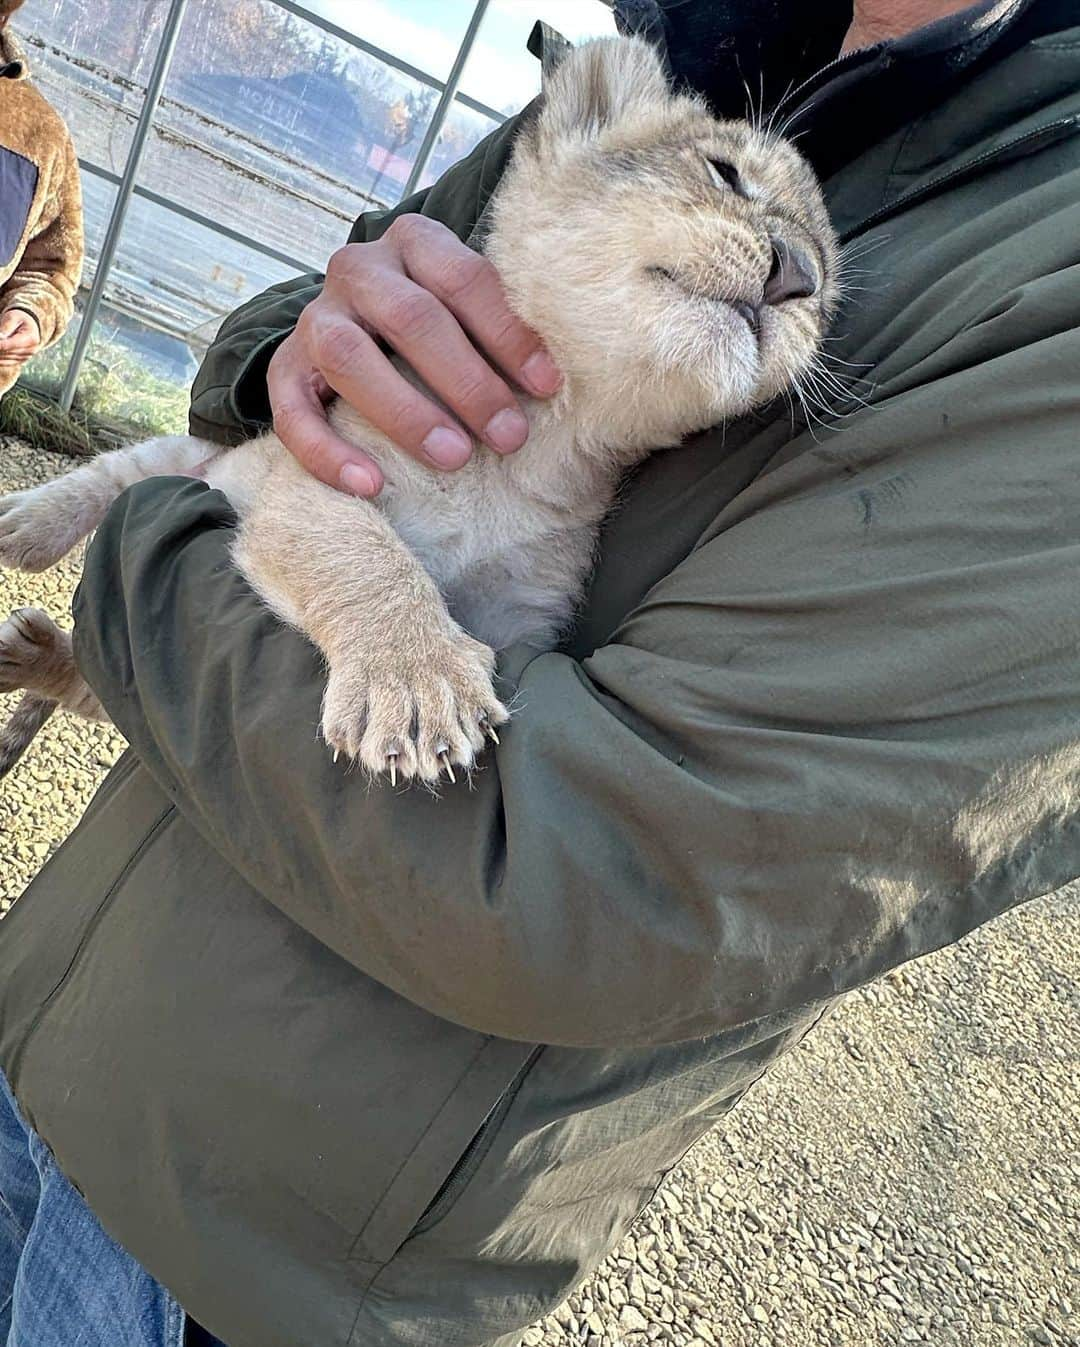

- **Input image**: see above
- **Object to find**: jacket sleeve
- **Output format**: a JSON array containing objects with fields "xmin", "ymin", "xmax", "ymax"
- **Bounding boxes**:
[
  {"xmin": 71, "ymin": 313, "xmax": 1080, "ymax": 1049},
  {"xmin": 0, "ymin": 125, "xmax": 83, "ymax": 347},
  {"xmin": 186, "ymin": 272, "xmax": 328, "ymax": 445},
  {"xmin": 188, "ymin": 110, "xmax": 527, "ymax": 445}
]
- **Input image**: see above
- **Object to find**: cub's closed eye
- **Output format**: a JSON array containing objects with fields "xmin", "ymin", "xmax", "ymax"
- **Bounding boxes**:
[{"xmin": 706, "ymin": 158, "xmax": 745, "ymax": 195}]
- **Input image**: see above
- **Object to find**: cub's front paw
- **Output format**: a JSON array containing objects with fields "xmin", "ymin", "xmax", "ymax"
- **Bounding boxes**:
[
  {"xmin": 0, "ymin": 607, "xmax": 73, "ymax": 695},
  {"xmin": 0, "ymin": 487, "xmax": 82, "ymax": 573},
  {"xmin": 321, "ymin": 627, "xmax": 509, "ymax": 786}
]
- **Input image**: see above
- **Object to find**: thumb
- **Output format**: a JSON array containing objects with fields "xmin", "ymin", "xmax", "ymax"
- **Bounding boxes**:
[{"xmin": 0, "ymin": 310, "xmax": 35, "ymax": 341}]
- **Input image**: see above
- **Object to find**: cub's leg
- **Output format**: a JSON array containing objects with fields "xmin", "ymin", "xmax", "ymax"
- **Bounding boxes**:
[
  {"xmin": 0, "ymin": 608, "xmax": 108, "ymax": 779},
  {"xmin": 0, "ymin": 608, "xmax": 106, "ymax": 719},
  {"xmin": 234, "ymin": 456, "xmax": 508, "ymax": 785},
  {"xmin": 0, "ymin": 608, "xmax": 105, "ymax": 718},
  {"xmin": 0, "ymin": 434, "xmax": 219, "ymax": 572}
]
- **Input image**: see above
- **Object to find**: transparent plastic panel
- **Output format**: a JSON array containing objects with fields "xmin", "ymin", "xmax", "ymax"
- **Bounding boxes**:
[
  {"xmin": 460, "ymin": 0, "xmax": 616, "ymax": 117},
  {"xmin": 73, "ymin": 191, "xmax": 296, "ymax": 435},
  {"xmin": 419, "ymin": 101, "xmax": 500, "ymax": 192},
  {"xmin": 15, "ymin": 0, "xmax": 573, "ymax": 431},
  {"xmin": 17, "ymin": 0, "xmax": 174, "ymax": 175},
  {"xmin": 78, "ymin": 169, "xmax": 122, "ymax": 291},
  {"xmin": 297, "ymin": 0, "xmax": 478, "ymax": 82},
  {"xmin": 140, "ymin": 0, "xmax": 451, "ymax": 250}
]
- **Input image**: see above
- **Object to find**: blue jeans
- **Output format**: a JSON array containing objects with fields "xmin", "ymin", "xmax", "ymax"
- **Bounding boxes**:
[{"xmin": 0, "ymin": 1071, "xmax": 225, "ymax": 1346}]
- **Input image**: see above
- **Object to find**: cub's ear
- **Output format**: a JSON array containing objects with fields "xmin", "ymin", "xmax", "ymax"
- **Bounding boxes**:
[{"xmin": 539, "ymin": 35, "xmax": 671, "ymax": 143}]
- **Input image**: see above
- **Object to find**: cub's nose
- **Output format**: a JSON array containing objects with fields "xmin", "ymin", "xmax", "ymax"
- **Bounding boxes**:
[{"xmin": 764, "ymin": 237, "xmax": 819, "ymax": 306}]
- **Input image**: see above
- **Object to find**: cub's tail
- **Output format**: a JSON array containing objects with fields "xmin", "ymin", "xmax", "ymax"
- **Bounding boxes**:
[{"xmin": 0, "ymin": 693, "xmax": 57, "ymax": 780}]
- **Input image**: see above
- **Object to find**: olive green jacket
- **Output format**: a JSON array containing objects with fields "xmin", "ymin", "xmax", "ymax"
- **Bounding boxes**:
[{"xmin": 2, "ymin": 9, "xmax": 1080, "ymax": 1347}]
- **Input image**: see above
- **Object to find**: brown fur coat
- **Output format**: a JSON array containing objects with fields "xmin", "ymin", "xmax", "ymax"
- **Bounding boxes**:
[{"xmin": 0, "ymin": 28, "xmax": 82, "ymax": 394}]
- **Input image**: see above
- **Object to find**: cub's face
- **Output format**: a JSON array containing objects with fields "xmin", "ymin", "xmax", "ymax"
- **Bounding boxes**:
[{"xmin": 488, "ymin": 38, "xmax": 840, "ymax": 443}]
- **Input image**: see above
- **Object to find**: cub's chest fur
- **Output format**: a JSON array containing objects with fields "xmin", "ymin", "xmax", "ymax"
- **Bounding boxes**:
[{"xmin": 339, "ymin": 396, "xmax": 618, "ymax": 649}]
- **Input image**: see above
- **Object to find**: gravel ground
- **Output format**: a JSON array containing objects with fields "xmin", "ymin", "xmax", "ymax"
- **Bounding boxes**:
[{"xmin": 1, "ymin": 437, "xmax": 1077, "ymax": 1347}]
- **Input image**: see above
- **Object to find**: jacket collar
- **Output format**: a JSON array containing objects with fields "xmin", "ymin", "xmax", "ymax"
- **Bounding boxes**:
[
  {"xmin": 0, "ymin": 29, "xmax": 29, "ymax": 81},
  {"xmin": 613, "ymin": 0, "xmax": 1074, "ymax": 178}
]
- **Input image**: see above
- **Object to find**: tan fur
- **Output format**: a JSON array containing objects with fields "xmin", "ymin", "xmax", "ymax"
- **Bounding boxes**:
[
  {"xmin": 0, "ymin": 607, "xmax": 104, "ymax": 717},
  {"xmin": 0, "ymin": 28, "xmax": 83, "ymax": 394},
  {"xmin": 0, "ymin": 36, "xmax": 839, "ymax": 786}
]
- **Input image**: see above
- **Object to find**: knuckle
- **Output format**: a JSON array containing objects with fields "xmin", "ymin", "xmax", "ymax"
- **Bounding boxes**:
[
  {"xmin": 292, "ymin": 304, "xmax": 321, "ymax": 351},
  {"xmin": 326, "ymin": 245, "xmax": 383, "ymax": 313},
  {"xmin": 272, "ymin": 399, "xmax": 305, "ymax": 441},
  {"xmin": 311, "ymin": 318, "xmax": 368, "ymax": 375},
  {"xmin": 434, "ymin": 250, "xmax": 488, "ymax": 302},
  {"xmin": 325, "ymin": 243, "xmax": 361, "ymax": 285},
  {"xmin": 378, "ymin": 288, "xmax": 440, "ymax": 343},
  {"xmin": 306, "ymin": 314, "xmax": 340, "ymax": 366},
  {"xmin": 301, "ymin": 443, "xmax": 339, "ymax": 486},
  {"xmin": 488, "ymin": 311, "xmax": 532, "ymax": 358},
  {"xmin": 452, "ymin": 367, "xmax": 502, "ymax": 414},
  {"xmin": 381, "ymin": 394, "xmax": 426, "ymax": 442},
  {"xmin": 386, "ymin": 213, "xmax": 430, "ymax": 251}
]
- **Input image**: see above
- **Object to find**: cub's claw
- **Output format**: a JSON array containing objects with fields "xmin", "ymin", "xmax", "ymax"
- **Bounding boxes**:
[
  {"xmin": 0, "ymin": 607, "xmax": 68, "ymax": 694},
  {"xmin": 11, "ymin": 609, "xmax": 38, "ymax": 641},
  {"xmin": 320, "ymin": 627, "xmax": 509, "ymax": 787}
]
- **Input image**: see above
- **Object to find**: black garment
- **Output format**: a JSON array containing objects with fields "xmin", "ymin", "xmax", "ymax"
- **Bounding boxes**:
[
  {"xmin": 614, "ymin": 0, "xmax": 1075, "ymax": 178},
  {"xmin": 615, "ymin": 0, "xmax": 850, "ymax": 115}
]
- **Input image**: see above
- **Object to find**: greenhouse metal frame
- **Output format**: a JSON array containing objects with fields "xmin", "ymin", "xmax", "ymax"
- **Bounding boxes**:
[{"xmin": 56, "ymin": 0, "xmax": 530, "ymax": 411}]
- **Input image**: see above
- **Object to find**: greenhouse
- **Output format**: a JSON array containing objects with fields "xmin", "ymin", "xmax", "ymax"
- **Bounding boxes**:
[{"xmin": 16, "ymin": 0, "xmax": 614, "ymax": 433}]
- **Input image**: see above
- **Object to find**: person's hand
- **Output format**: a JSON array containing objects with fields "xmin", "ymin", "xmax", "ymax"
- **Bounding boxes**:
[
  {"xmin": 0, "ymin": 309, "xmax": 41, "ymax": 362},
  {"xmin": 267, "ymin": 215, "xmax": 563, "ymax": 497}
]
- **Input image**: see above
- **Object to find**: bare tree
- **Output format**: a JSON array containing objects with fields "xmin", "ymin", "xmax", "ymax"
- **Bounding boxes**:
[{"xmin": 368, "ymin": 86, "xmax": 436, "ymax": 199}]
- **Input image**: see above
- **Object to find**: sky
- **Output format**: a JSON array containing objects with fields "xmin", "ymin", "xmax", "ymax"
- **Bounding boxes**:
[{"xmin": 300, "ymin": 0, "xmax": 616, "ymax": 114}]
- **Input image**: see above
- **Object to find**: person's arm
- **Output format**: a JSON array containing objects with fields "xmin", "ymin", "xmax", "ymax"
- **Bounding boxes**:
[
  {"xmin": 189, "ymin": 110, "xmax": 529, "ymax": 447},
  {"xmin": 0, "ymin": 126, "xmax": 83, "ymax": 349},
  {"xmin": 73, "ymin": 314, "xmax": 1080, "ymax": 1048}
]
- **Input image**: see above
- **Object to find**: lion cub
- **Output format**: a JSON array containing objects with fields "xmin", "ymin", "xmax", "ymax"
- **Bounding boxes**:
[{"xmin": 0, "ymin": 36, "xmax": 838, "ymax": 786}]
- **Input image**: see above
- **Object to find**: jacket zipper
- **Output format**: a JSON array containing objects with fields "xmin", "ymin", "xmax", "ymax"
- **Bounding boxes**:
[
  {"xmin": 842, "ymin": 113, "xmax": 1080, "ymax": 243},
  {"xmin": 411, "ymin": 1045, "xmax": 545, "ymax": 1237}
]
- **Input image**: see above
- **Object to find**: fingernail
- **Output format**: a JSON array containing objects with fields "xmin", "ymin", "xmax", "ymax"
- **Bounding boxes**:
[
  {"xmin": 484, "ymin": 407, "xmax": 529, "ymax": 454},
  {"xmin": 521, "ymin": 350, "xmax": 562, "ymax": 396},
  {"xmin": 341, "ymin": 463, "xmax": 377, "ymax": 497},
  {"xmin": 421, "ymin": 426, "xmax": 472, "ymax": 470}
]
